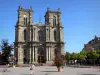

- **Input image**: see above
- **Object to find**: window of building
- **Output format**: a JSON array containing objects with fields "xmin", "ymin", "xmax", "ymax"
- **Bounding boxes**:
[
  {"xmin": 53, "ymin": 16, "xmax": 56, "ymax": 26},
  {"xmin": 38, "ymin": 30, "xmax": 43, "ymax": 41},
  {"xmin": 47, "ymin": 29, "xmax": 49, "ymax": 40},
  {"xmin": 38, "ymin": 48, "xmax": 44, "ymax": 56},
  {"xmin": 24, "ymin": 29, "xmax": 26, "ymax": 41},
  {"xmin": 34, "ymin": 28, "xmax": 35, "ymax": 40},
  {"xmin": 31, "ymin": 29, "xmax": 33, "ymax": 41},
  {"xmin": 54, "ymin": 30, "xmax": 56, "ymax": 41},
  {"xmin": 24, "ymin": 15, "xmax": 27, "ymax": 25}
]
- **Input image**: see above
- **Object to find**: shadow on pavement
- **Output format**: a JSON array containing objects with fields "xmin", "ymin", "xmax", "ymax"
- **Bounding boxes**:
[
  {"xmin": 41, "ymin": 71, "xmax": 58, "ymax": 72},
  {"xmin": 21, "ymin": 74, "xmax": 29, "ymax": 75},
  {"xmin": 82, "ymin": 74, "xmax": 100, "ymax": 75},
  {"xmin": 45, "ymin": 68, "xmax": 56, "ymax": 69}
]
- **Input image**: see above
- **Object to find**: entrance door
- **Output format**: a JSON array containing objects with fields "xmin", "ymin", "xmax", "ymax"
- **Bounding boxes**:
[
  {"xmin": 38, "ymin": 56, "xmax": 45, "ymax": 63},
  {"xmin": 38, "ymin": 48, "xmax": 46, "ymax": 63}
]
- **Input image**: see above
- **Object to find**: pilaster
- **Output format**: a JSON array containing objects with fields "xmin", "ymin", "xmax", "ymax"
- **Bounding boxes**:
[
  {"xmin": 34, "ymin": 47, "xmax": 38, "ymax": 63},
  {"xmin": 17, "ymin": 45, "xmax": 24, "ymax": 65},
  {"xmin": 46, "ymin": 47, "xmax": 48, "ymax": 61},
  {"xmin": 29, "ymin": 47, "xmax": 32, "ymax": 63},
  {"xmin": 32, "ymin": 46, "xmax": 35, "ymax": 63}
]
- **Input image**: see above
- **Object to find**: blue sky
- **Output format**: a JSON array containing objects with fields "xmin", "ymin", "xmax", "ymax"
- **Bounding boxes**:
[{"xmin": 0, "ymin": 0, "xmax": 100, "ymax": 53}]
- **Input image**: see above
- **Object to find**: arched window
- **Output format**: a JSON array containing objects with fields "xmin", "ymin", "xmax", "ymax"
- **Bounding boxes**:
[
  {"xmin": 31, "ymin": 29, "xmax": 33, "ymax": 40},
  {"xmin": 34, "ymin": 28, "xmax": 35, "ymax": 40},
  {"xmin": 26, "ymin": 17, "xmax": 27, "ymax": 25},
  {"xmin": 54, "ymin": 30, "xmax": 56, "ymax": 41},
  {"xmin": 38, "ymin": 30, "xmax": 43, "ymax": 41},
  {"xmin": 53, "ymin": 16, "xmax": 56, "ymax": 26},
  {"xmin": 24, "ymin": 30, "xmax": 26, "ymax": 41},
  {"xmin": 38, "ymin": 48, "xmax": 44, "ymax": 56},
  {"xmin": 24, "ymin": 15, "xmax": 27, "ymax": 25}
]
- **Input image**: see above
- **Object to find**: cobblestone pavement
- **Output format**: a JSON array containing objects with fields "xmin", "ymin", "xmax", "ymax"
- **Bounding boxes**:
[{"xmin": 0, "ymin": 66, "xmax": 100, "ymax": 75}]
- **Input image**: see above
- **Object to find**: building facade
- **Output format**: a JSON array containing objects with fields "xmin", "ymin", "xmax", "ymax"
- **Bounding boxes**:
[
  {"xmin": 14, "ymin": 6, "xmax": 65, "ymax": 65},
  {"xmin": 83, "ymin": 36, "xmax": 100, "ymax": 51}
]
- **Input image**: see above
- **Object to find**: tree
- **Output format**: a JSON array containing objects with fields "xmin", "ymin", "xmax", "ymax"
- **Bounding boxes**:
[
  {"xmin": 78, "ymin": 50, "xmax": 87, "ymax": 65},
  {"xmin": 70, "ymin": 52, "xmax": 78, "ymax": 64},
  {"xmin": 70, "ymin": 52, "xmax": 78, "ymax": 60},
  {"xmin": 87, "ymin": 50, "xmax": 99, "ymax": 65},
  {"xmin": 65, "ymin": 52, "xmax": 70, "ymax": 63},
  {"xmin": 0, "ymin": 39, "xmax": 13, "ymax": 63},
  {"xmin": 96, "ymin": 50, "xmax": 100, "ymax": 58},
  {"xmin": 95, "ymin": 50, "xmax": 100, "ymax": 65},
  {"xmin": 78, "ymin": 50, "xmax": 87, "ymax": 60}
]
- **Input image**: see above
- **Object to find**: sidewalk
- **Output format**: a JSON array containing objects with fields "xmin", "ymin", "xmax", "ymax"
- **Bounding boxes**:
[
  {"xmin": 68, "ymin": 64, "xmax": 100, "ymax": 69},
  {"xmin": 0, "ymin": 66, "xmax": 100, "ymax": 75},
  {"xmin": 0, "ymin": 65, "xmax": 8, "ymax": 68}
]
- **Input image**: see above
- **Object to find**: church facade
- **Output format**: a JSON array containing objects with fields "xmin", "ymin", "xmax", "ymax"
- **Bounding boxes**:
[{"xmin": 14, "ymin": 6, "xmax": 65, "ymax": 65}]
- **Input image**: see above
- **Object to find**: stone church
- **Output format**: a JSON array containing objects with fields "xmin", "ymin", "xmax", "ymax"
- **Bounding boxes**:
[{"xmin": 14, "ymin": 6, "xmax": 65, "ymax": 65}]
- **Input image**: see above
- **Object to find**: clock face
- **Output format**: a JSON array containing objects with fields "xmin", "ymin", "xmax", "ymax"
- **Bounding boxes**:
[{"xmin": 24, "ymin": 15, "xmax": 27, "ymax": 18}]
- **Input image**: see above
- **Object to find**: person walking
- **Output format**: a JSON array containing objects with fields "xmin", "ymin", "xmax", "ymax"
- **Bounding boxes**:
[{"xmin": 30, "ymin": 64, "xmax": 35, "ymax": 75}]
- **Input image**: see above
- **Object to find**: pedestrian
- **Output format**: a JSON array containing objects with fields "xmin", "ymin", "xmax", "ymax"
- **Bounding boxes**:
[{"xmin": 30, "ymin": 64, "xmax": 35, "ymax": 75}]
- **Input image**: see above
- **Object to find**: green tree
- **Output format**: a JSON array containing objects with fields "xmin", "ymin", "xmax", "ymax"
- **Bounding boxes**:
[
  {"xmin": 96, "ymin": 50, "xmax": 100, "ymax": 65},
  {"xmin": 87, "ymin": 50, "xmax": 99, "ymax": 65},
  {"xmin": 70, "ymin": 52, "xmax": 78, "ymax": 64},
  {"xmin": 77, "ymin": 50, "xmax": 87, "ymax": 65},
  {"xmin": 78, "ymin": 50, "xmax": 87, "ymax": 62},
  {"xmin": 0, "ymin": 39, "xmax": 13, "ymax": 63},
  {"xmin": 70, "ymin": 52, "xmax": 78, "ymax": 60},
  {"xmin": 96, "ymin": 50, "xmax": 100, "ymax": 58},
  {"xmin": 65, "ymin": 52, "xmax": 70, "ymax": 64}
]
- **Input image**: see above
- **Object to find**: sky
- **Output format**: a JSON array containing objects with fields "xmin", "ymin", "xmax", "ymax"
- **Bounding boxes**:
[{"xmin": 0, "ymin": 0, "xmax": 100, "ymax": 53}]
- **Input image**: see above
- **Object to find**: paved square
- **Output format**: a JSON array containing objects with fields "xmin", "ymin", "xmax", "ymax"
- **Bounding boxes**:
[{"xmin": 0, "ymin": 66, "xmax": 100, "ymax": 75}]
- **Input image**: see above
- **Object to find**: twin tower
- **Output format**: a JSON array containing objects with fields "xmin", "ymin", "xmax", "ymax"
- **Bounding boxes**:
[{"xmin": 14, "ymin": 6, "xmax": 65, "ymax": 65}]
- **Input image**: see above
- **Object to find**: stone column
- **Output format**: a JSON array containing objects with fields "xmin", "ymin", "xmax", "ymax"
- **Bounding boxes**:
[
  {"xmin": 34, "ymin": 47, "xmax": 38, "ymax": 63},
  {"xmin": 46, "ymin": 47, "xmax": 48, "ymax": 61},
  {"xmin": 18, "ymin": 46, "xmax": 23, "ymax": 65},
  {"xmin": 48, "ymin": 47, "xmax": 50, "ymax": 61},
  {"xmin": 29, "ymin": 47, "xmax": 31, "ymax": 64},
  {"xmin": 51, "ymin": 47, "xmax": 55, "ymax": 60},
  {"xmin": 46, "ymin": 46, "xmax": 53, "ymax": 64},
  {"xmin": 32, "ymin": 46, "xmax": 34, "ymax": 63}
]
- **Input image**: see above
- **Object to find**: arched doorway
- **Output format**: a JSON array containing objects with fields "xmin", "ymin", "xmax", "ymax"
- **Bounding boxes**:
[{"xmin": 38, "ymin": 48, "xmax": 46, "ymax": 63}]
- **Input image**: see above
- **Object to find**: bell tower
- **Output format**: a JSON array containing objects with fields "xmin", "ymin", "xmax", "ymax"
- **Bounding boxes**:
[
  {"xmin": 44, "ymin": 8, "xmax": 64, "ymax": 62},
  {"xmin": 17, "ymin": 6, "xmax": 33, "ymax": 26},
  {"xmin": 15, "ymin": 6, "xmax": 33, "ymax": 65}
]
